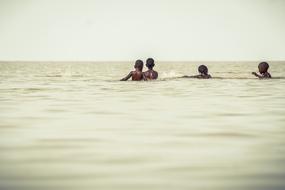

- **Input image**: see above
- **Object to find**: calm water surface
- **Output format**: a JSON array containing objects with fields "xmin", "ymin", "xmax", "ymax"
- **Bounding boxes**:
[{"xmin": 0, "ymin": 62, "xmax": 285, "ymax": 190}]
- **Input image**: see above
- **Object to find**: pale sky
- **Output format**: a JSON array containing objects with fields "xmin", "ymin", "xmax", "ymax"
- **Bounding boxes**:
[{"xmin": 0, "ymin": 0, "xmax": 284, "ymax": 61}]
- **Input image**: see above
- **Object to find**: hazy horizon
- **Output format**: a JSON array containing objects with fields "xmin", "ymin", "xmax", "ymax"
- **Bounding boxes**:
[{"xmin": 1, "ymin": 60, "xmax": 285, "ymax": 63}]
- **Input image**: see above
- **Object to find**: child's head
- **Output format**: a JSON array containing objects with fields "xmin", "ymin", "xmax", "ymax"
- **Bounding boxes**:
[
  {"xmin": 198, "ymin": 65, "xmax": 208, "ymax": 75},
  {"xmin": 146, "ymin": 58, "xmax": 155, "ymax": 69},
  {"xmin": 258, "ymin": 62, "xmax": 269, "ymax": 74},
  {"xmin": 134, "ymin": 60, "xmax": 144, "ymax": 71}
]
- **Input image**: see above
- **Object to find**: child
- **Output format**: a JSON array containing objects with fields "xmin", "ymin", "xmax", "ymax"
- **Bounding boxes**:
[
  {"xmin": 252, "ymin": 62, "xmax": 272, "ymax": 79},
  {"xmin": 183, "ymin": 65, "xmax": 212, "ymax": 79},
  {"xmin": 143, "ymin": 58, "xmax": 158, "ymax": 80},
  {"xmin": 120, "ymin": 60, "xmax": 145, "ymax": 81}
]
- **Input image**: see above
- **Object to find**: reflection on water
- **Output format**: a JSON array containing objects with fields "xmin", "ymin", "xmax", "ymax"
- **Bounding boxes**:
[{"xmin": 0, "ymin": 61, "xmax": 285, "ymax": 190}]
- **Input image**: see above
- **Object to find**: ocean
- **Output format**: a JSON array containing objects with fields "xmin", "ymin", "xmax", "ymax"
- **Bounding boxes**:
[{"xmin": 0, "ymin": 61, "xmax": 285, "ymax": 190}]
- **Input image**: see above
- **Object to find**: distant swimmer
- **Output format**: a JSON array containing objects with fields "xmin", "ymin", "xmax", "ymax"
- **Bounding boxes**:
[
  {"xmin": 143, "ymin": 58, "xmax": 158, "ymax": 80},
  {"xmin": 120, "ymin": 60, "xmax": 145, "ymax": 81},
  {"xmin": 252, "ymin": 62, "xmax": 272, "ymax": 79},
  {"xmin": 183, "ymin": 65, "xmax": 212, "ymax": 79}
]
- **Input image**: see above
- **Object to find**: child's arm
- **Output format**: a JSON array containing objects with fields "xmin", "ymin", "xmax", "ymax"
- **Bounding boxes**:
[
  {"xmin": 120, "ymin": 72, "xmax": 133, "ymax": 81},
  {"xmin": 182, "ymin": 75, "xmax": 195, "ymax": 78},
  {"xmin": 189, "ymin": 75, "xmax": 201, "ymax": 78},
  {"xmin": 252, "ymin": 72, "xmax": 262, "ymax": 78}
]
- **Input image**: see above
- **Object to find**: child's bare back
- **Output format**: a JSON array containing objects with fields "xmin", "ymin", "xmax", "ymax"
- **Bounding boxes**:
[
  {"xmin": 131, "ymin": 70, "xmax": 144, "ymax": 81},
  {"xmin": 143, "ymin": 58, "xmax": 158, "ymax": 80},
  {"xmin": 120, "ymin": 60, "xmax": 145, "ymax": 81},
  {"xmin": 144, "ymin": 70, "xmax": 158, "ymax": 80}
]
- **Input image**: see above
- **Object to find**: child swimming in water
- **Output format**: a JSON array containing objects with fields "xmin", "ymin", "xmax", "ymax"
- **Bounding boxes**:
[
  {"xmin": 252, "ymin": 62, "xmax": 272, "ymax": 79},
  {"xmin": 143, "ymin": 58, "xmax": 158, "ymax": 80},
  {"xmin": 183, "ymin": 65, "xmax": 212, "ymax": 79},
  {"xmin": 120, "ymin": 60, "xmax": 145, "ymax": 81}
]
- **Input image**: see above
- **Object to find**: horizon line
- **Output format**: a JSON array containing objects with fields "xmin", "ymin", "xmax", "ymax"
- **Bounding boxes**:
[{"xmin": 0, "ymin": 60, "xmax": 285, "ymax": 63}]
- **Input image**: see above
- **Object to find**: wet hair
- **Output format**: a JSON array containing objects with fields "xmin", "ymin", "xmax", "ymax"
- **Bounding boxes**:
[
  {"xmin": 134, "ymin": 60, "xmax": 144, "ymax": 71},
  {"xmin": 146, "ymin": 58, "xmax": 155, "ymax": 69},
  {"xmin": 198, "ymin": 65, "xmax": 208, "ymax": 74},
  {"xmin": 258, "ymin": 62, "xmax": 269, "ymax": 73}
]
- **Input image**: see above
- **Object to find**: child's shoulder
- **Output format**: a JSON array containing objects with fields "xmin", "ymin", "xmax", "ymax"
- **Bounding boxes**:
[
  {"xmin": 266, "ymin": 73, "xmax": 272, "ymax": 78},
  {"xmin": 262, "ymin": 72, "xmax": 271, "ymax": 78}
]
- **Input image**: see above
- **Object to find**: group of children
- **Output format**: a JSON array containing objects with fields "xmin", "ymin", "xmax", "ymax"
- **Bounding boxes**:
[
  {"xmin": 121, "ymin": 59, "xmax": 272, "ymax": 81},
  {"xmin": 120, "ymin": 58, "xmax": 158, "ymax": 81}
]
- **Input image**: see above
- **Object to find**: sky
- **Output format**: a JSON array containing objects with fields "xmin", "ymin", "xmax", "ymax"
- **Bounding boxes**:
[{"xmin": 0, "ymin": 0, "xmax": 284, "ymax": 61}]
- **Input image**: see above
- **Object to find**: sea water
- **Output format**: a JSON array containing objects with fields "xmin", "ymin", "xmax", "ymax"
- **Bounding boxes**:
[{"xmin": 0, "ymin": 61, "xmax": 285, "ymax": 190}]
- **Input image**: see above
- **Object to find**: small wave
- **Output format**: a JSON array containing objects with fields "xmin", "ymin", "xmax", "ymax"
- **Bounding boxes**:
[
  {"xmin": 160, "ymin": 71, "xmax": 182, "ymax": 79},
  {"xmin": 102, "ymin": 76, "xmax": 285, "ymax": 82},
  {"xmin": 43, "ymin": 75, "xmax": 63, "ymax": 78},
  {"xmin": 172, "ymin": 76, "xmax": 285, "ymax": 80},
  {"xmin": 36, "ymin": 74, "xmax": 89, "ymax": 78},
  {"xmin": 210, "ymin": 77, "xmax": 285, "ymax": 80}
]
